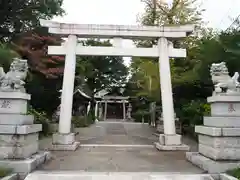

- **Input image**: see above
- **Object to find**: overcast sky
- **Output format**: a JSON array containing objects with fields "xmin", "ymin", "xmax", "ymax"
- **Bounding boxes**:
[
  {"xmin": 53, "ymin": 0, "xmax": 240, "ymax": 29},
  {"xmin": 52, "ymin": 0, "xmax": 240, "ymax": 65}
]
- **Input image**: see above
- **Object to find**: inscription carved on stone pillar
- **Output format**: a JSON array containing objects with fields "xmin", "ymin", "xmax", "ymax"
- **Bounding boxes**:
[
  {"xmin": 228, "ymin": 103, "xmax": 235, "ymax": 112},
  {"xmin": 0, "ymin": 100, "xmax": 11, "ymax": 108}
]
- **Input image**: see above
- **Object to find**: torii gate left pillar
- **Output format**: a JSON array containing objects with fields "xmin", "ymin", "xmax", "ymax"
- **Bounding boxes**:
[{"xmin": 52, "ymin": 34, "xmax": 80, "ymax": 150}]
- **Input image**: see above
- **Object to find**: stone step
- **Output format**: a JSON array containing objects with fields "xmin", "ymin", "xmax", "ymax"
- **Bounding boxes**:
[
  {"xmin": 0, "ymin": 124, "xmax": 42, "ymax": 135},
  {"xmin": 195, "ymin": 126, "xmax": 240, "ymax": 137},
  {"xmin": 0, "ymin": 114, "xmax": 34, "ymax": 125},
  {"xmin": 186, "ymin": 152, "xmax": 240, "ymax": 174},
  {"xmin": 25, "ymin": 172, "xmax": 214, "ymax": 180},
  {"xmin": 204, "ymin": 116, "xmax": 240, "ymax": 127}
]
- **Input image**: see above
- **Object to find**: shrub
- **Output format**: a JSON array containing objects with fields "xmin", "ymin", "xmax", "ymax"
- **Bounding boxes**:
[
  {"xmin": 132, "ymin": 109, "xmax": 150, "ymax": 123},
  {"xmin": 178, "ymin": 99, "xmax": 210, "ymax": 138},
  {"xmin": 87, "ymin": 110, "xmax": 95, "ymax": 124},
  {"xmin": 72, "ymin": 116, "xmax": 88, "ymax": 127},
  {"xmin": 0, "ymin": 167, "xmax": 12, "ymax": 178},
  {"xmin": 72, "ymin": 110, "xmax": 95, "ymax": 128},
  {"xmin": 27, "ymin": 107, "xmax": 52, "ymax": 137},
  {"xmin": 227, "ymin": 168, "xmax": 240, "ymax": 179}
]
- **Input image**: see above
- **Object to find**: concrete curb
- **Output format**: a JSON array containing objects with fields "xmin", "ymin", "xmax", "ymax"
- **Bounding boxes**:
[
  {"xmin": 24, "ymin": 172, "xmax": 214, "ymax": 180},
  {"xmin": 80, "ymin": 144, "xmax": 154, "ymax": 148}
]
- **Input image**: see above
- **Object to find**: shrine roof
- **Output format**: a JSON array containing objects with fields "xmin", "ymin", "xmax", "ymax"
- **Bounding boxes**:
[{"xmin": 74, "ymin": 84, "xmax": 92, "ymax": 99}]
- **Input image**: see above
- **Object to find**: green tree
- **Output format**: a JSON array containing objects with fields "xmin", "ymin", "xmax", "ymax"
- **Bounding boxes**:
[
  {"xmin": 140, "ymin": 0, "xmax": 203, "ymax": 26},
  {"xmin": 12, "ymin": 27, "xmax": 64, "ymax": 115},
  {"xmin": 137, "ymin": 0, "xmax": 204, "ymax": 47},
  {"xmin": 76, "ymin": 39, "xmax": 128, "ymax": 93},
  {"xmin": 129, "ymin": 0, "xmax": 204, "ymax": 101},
  {"xmin": 175, "ymin": 29, "xmax": 240, "ymax": 133},
  {"xmin": 0, "ymin": 43, "xmax": 19, "ymax": 72},
  {"xmin": 26, "ymin": 72, "xmax": 62, "ymax": 116},
  {"xmin": 129, "ymin": 58, "xmax": 160, "ymax": 101},
  {"xmin": 0, "ymin": 0, "xmax": 64, "ymax": 42}
]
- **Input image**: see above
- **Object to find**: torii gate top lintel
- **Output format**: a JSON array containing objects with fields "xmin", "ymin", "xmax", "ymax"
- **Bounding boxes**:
[{"xmin": 40, "ymin": 19, "xmax": 194, "ymax": 39}]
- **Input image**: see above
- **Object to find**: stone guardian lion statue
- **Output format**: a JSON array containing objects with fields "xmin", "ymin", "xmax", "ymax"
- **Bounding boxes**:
[
  {"xmin": 210, "ymin": 62, "xmax": 240, "ymax": 95},
  {"xmin": 0, "ymin": 58, "xmax": 28, "ymax": 92}
]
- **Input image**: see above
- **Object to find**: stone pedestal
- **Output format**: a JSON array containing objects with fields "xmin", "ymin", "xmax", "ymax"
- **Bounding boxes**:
[
  {"xmin": 0, "ymin": 92, "xmax": 50, "ymax": 175},
  {"xmin": 155, "ymin": 112, "xmax": 188, "ymax": 151},
  {"xmin": 51, "ymin": 133, "xmax": 80, "ymax": 151},
  {"xmin": 186, "ymin": 95, "xmax": 240, "ymax": 173},
  {"xmin": 155, "ymin": 134, "xmax": 189, "ymax": 151}
]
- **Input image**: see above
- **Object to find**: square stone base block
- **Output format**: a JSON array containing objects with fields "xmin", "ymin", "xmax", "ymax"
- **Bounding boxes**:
[
  {"xmin": 0, "ymin": 142, "xmax": 38, "ymax": 159},
  {"xmin": 155, "ymin": 142, "xmax": 190, "ymax": 151},
  {"xmin": 50, "ymin": 141, "xmax": 80, "ymax": 151},
  {"xmin": 186, "ymin": 152, "xmax": 240, "ymax": 173},
  {"xmin": 52, "ymin": 133, "xmax": 75, "ymax": 144},
  {"xmin": 0, "ymin": 151, "xmax": 51, "ymax": 174},
  {"xmin": 159, "ymin": 134, "xmax": 182, "ymax": 145},
  {"xmin": 199, "ymin": 143, "xmax": 240, "ymax": 160}
]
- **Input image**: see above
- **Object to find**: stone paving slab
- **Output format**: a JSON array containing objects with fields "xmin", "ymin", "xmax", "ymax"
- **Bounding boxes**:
[
  {"xmin": 38, "ymin": 121, "xmax": 201, "ymax": 173},
  {"xmin": 75, "ymin": 122, "xmax": 159, "ymax": 145},
  {"xmin": 38, "ymin": 146, "xmax": 203, "ymax": 173},
  {"xmin": 25, "ymin": 172, "xmax": 214, "ymax": 180}
]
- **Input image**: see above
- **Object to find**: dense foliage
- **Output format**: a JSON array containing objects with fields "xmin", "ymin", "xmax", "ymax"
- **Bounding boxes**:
[
  {"xmin": 227, "ymin": 168, "xmax": 240, "ymax": 179},
  {"xmin": 76, "ymin": 40, "xmax": 128, "ymax": 93},
  {"xmin": 0, "ymin": 0, "xmax": 64, "ymax": 42},
  {"xmin": 13, "ymin": 27, "xmax": 65, "ymax": 78},
  {"xmin": 72, "ymin": 110, "xmax": 95, "ymax": 128},
  {"xmin": 0, "ymin": 43, "xmax": 19, "ymax": 71},
  {"xmin": 28, "ymin": 107, "xmax": 52, "ymax": 137},
  {"xmin": 0, "ymin": 0, "xmax": 64, "ymax": 115},
  {"xmin": 127, "ymin": 0, "xmax": 240, "ymax": 135}
]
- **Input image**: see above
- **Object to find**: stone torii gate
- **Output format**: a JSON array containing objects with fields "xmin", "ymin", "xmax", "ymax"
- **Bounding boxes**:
[{"xmin": 40, "ymin": 19, "xmax": 194, "ymax": 151}]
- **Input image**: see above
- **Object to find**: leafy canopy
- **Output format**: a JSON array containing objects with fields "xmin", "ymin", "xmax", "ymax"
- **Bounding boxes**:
[
  {"xmin": 76, "ymin": 39, "xmax": 128, "ymax": 93},
  {"xmin": 0, "ymin": 0, "xmax": 64, "ymax": 41},
  {"xmin": 129, "ymin": 0, "xmax": 204, "ymax": 101}
]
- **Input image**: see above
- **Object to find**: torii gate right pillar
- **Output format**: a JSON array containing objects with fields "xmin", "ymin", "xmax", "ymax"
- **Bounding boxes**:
[{"xmin": 155, "ymin": 37, "xmax": 190, "ymax": 151}]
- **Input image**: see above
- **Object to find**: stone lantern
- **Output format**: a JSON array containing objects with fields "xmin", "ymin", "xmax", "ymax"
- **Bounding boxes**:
[{"xmin": 126, "ymin": 103, "xmax": 132, "ymax": 120}]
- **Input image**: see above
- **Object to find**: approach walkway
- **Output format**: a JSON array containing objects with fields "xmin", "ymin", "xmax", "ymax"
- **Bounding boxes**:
[{"xmin": 38, "ymin": 121, "xmax": 202, "ymax": 173}]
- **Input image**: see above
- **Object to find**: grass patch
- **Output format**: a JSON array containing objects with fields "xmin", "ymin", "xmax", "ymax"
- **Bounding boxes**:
[
  {"xmin": 0, "ymin": 167, "xmax": 12, "ymax": 178},
  {"xmin": 227, "ymin": 168, "xmax": 240, "ymax": 179}
]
